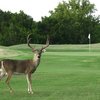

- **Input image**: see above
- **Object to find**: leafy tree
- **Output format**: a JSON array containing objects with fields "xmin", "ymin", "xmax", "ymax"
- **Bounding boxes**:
[
  {"xmin": 0, "ymin": 10, "xmax": 36, "ymax": 46},
  {"xmin": 40, "ymin": 0, "xmax": 100, "ymax": 44}
]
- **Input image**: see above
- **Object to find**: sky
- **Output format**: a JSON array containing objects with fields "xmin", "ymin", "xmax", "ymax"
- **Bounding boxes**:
[{"xmin": 0, "ymin": 0, "xmax": 100, "ymax": 21}]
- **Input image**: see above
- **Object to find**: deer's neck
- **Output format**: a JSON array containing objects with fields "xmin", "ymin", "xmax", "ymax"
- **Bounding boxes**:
[{"xmin": 33, "ymin": 54, "xmax": 40, "ymax": 68}]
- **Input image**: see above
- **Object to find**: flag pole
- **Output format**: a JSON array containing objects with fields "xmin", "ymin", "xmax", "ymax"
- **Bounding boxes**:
[{"xmin": 88, "ymin": 34, "xmax": 91, "ymax": 52}]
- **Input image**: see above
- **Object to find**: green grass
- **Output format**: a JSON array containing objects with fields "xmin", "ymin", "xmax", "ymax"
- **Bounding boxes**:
[{"xmin": 0, "ymin": 44, "xmax": 100, "ymax": 100}]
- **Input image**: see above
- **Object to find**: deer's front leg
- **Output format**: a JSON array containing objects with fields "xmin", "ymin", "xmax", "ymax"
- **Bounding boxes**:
[{"xmin": 26, "ymin": 73, "xmax": 33, "ymax": 94}]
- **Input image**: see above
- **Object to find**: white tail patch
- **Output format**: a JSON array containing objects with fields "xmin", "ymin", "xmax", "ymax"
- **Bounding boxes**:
[
  {"xmin": 0, "ymin": 69, "xmax": 2, "ymax": 73},
  {"xmin": 0, "ymin": 61, "xmax": 7, "ymax": 78}
]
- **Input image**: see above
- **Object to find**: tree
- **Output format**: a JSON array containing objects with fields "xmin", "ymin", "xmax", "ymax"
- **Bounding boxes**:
[
  {"xmin": 39, "ymin": 0, "xmax": 100, "ymax": 44},
  {"xmin": 0, "ymin": 10, "xmax": 36, "ymax": 46}
]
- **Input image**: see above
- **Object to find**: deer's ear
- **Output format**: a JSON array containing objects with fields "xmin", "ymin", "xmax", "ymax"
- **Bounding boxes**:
[
  {"xmin": 42, "ymin": 49, "xmax": 46, "ymax": 53},
  {"xmin": 32, "ymin": 49, "xmax": 37, "ymax": 52}
]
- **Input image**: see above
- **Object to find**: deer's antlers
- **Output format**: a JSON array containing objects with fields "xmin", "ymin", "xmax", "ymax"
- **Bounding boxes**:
[
  {"xmin": 27, "ymin": 34, "xmax": 49, "ymax": 52},
  {"xmin": 27, "ymin": 34, "xmax": 36, "ymax": 51},
  {"xmin": 40, "ymin": 35, "xmax": 49, "ymax": 51}
]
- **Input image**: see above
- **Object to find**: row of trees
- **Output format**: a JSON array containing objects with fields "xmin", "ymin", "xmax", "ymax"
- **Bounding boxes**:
[{"xmin": 0, "ymin": 0, "xmax": 100, "ymax": 46}]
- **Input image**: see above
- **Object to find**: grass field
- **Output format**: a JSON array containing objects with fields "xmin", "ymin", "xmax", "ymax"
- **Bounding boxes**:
[{"xmin": 0, "ymin": 44, "xmax": 100, "ymax": 100}]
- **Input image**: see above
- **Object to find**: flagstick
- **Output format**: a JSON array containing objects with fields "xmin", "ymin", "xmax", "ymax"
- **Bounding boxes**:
[
  {"xmin": 88, "ymin": 33, "xmax": 91, "ymax": 52},
  {"xmin": 89, "ymin": 38, "xmax": 91, "ymax": 52}
]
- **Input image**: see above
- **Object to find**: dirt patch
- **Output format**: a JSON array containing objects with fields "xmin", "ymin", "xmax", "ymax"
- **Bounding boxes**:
[
  {"xmin": 0, "ymin": 49, "xmax": 21, "ymax": 58},
  {"xmin": 0, "ymin": 49, "xmax": 3, "ymax": 52}
]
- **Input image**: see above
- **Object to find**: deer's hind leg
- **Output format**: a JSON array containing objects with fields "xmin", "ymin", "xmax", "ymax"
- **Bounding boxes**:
[{"xmin": 5, "ymin": 71, "xmax": 13, "ymax": 93}]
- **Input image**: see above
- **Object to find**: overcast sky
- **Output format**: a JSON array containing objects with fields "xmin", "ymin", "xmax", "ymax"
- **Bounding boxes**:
[{"xmin": 0, "ymin": 0, "xmax": 100, "ymax": 21}]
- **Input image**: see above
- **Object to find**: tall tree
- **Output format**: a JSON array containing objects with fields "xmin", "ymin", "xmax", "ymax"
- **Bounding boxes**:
[
  {"xmin": 40, "ymin": 0, "xmax": 100, "ymax": 44},
  {"xmin": 0, "ymin": 10, "xmax": 36, "ymax": 46}
]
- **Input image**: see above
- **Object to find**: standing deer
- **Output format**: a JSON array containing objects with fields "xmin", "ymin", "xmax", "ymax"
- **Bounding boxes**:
[{"xmin": 0, "ymin": 34, "xmax": 49, "ymax": 94}]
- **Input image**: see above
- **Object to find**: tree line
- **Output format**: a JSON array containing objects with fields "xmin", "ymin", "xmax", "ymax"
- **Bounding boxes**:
[{"xmin": 0, "ymin": 0, "xmax": 100, "ymax": 46}]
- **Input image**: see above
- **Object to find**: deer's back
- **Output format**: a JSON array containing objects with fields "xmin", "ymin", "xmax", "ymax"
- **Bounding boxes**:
[{"xmin": 2, "ymin": 59, "xmax": 36, "ymax": 74}]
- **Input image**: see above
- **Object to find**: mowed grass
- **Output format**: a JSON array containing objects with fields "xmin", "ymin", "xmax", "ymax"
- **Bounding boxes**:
[{"xmin": 0, "ymin": 44, "xmax": 100, "ymax": 100}]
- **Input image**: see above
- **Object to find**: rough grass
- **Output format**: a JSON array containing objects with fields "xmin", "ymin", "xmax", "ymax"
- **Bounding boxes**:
[{"xmin": 0, "ymin": 44, "xmax": 100, "ymax": 100}]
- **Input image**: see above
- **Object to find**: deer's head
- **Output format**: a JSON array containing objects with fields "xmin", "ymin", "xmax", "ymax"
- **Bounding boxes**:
[{"xmin": 27, "ymin": 34, "xmax": 49, "ymax": 59}]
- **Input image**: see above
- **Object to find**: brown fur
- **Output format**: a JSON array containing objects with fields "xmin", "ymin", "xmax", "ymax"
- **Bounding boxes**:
[{"xmin": 3, "ymin": 59, "xmax": 37, "ymax": 74}]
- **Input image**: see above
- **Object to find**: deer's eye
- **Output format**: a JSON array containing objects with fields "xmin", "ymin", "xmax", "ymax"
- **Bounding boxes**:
[{"xmin": 38, "ymin": 56, "xmax": 40, "ymax": 58}]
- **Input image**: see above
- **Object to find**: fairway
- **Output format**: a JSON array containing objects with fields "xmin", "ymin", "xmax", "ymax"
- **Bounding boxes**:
[{"xmin": 0, "ymin": 44, "xmax": 100, "ymax": 100}]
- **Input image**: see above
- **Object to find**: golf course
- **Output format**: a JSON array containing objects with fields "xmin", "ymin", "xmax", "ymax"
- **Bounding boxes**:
[{"xmin": 0, "ymin": 43, "xmax": 100, "ymax": 100}]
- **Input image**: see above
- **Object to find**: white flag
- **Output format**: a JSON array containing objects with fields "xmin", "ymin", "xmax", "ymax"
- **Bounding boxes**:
[{"xmin": 88, "ymin": 34, "xmax": 90, "ymax": 39}]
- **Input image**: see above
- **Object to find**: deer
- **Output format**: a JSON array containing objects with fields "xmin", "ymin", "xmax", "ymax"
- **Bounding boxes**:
[{"xmin": 0, "ymin": 34, "xmax": 49, "ymax": 94}]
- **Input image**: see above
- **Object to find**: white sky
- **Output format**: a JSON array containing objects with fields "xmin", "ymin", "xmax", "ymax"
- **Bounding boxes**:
[{"xmin": 0, "ymin": 0, "xmax": 100, "ymax": 21}]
